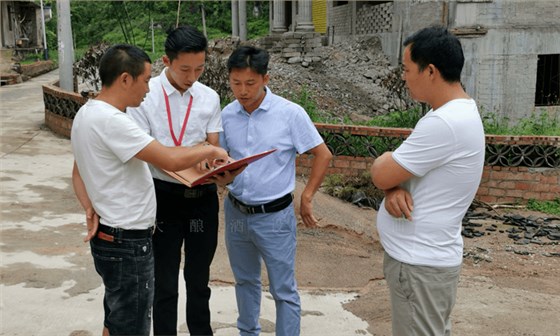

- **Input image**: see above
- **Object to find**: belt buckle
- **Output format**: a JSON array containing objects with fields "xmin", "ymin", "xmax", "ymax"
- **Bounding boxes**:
[
  {"xmin": 230, "ymin": 194, "xmax": 254, "ymax": 215},
  {"xmin": 243, "ymin": 204, "xmax": 255, "ymax": 214}
]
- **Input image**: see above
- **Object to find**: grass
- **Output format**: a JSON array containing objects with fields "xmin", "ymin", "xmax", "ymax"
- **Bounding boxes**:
[
  {"xmin": 526, "ymin": 198, "xmax": 560, "ymax": 216},
  {"xmin": 295, "ymin": 87, "xmax": 559, "ymax": 137},
  {"xmin": 363, "ymin": 106, "xmax": 426, "ymax": 129},
  {"xmin": 482, "ymin": 110, "xmax": 560, "ymax": 136}
]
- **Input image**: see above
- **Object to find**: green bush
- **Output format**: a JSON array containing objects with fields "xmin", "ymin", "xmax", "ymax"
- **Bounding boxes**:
[
  {"xmin": 364, "ymin": 106, "xmax": 425, "ymax": 128},
  {"xmin": 483, "ymin": 110, "xmax": 559, "ymax": 136},
  {"xmin": 527, "ymin": 198, "xmax": 560, "ymax": 216}
]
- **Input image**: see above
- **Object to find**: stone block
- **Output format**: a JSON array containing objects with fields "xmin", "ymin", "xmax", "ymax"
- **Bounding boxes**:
[
  {"xmin": 282, "ymin": 52, "xmax": 301, "ymax": 58},
  {"xmin": 287, "ymin": 57, "xmax": 302, "ymax": 64}
]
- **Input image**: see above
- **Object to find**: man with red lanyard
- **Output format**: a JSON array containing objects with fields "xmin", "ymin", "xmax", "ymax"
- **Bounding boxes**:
[{"xmin": 128, "ymin": 26, "xmax": 223, "ymax": 336}]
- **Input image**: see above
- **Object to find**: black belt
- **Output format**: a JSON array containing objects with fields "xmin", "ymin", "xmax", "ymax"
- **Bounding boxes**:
[
  {"xmin": 96, "ymin": 223, "xmax": 153, "ymax": 242},
  {"xmin": 228, "ymin": 192, "xmax": 293, "ymax": 215},
  {"xmin": 154, "ymin": 178, "xmax": 217, "ymax": 199}
]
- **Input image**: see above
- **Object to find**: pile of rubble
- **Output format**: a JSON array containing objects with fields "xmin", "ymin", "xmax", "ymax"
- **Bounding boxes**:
[
  {"xmin": 461, "ymin": 207, "xmax": 560, "ymax": 259},
  {"xmin": 267, "ymin": 35, "xmax": 414, "ymax": 122},
  {"xmin": 77, "ymin": 35, "xmax": 414, "ymax": 123},
  {"xmin": 197, "ymin": 36, "xmax": 414, "ymax": 123}
]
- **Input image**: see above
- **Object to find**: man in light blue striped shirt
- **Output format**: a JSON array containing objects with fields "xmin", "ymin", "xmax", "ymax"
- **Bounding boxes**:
[{"xmin": 217, "ymin": 46, "xmax": 332, "ymax": 336}]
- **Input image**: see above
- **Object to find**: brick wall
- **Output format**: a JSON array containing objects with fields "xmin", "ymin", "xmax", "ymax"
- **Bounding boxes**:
[
  {"xmin": 21, "ymin": 60, "xmax": 55, "ymax": 78},
  {"xmin": 477, "ymin": 166, "xmax": 559, "ymax": 204},
  {"xmin": 42, "ymin": 84, "xmax": 559, "ymax": 204},
  {"xmin": 45, "ymin": 110, "xmax": 73, "ymax": 138},
  {"xmin": 297, "ymin": 154, "xmax": 559, "ymax": 204},
  {"xmin": 296, "ymin": 125, "xmax": 560, "ymax": 205},
  {"xmin": 42, "ymin": 82, "xmax": 86, "ymax": 138}
]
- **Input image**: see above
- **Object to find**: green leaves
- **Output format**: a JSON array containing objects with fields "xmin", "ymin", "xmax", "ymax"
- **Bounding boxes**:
[
  {"xmin": 482, "ymin": 110, "xmax": 559, "ymax": 136},
  {"xmin": 527, "ymin": 198, "xmax": 560, "ymax": 216}
]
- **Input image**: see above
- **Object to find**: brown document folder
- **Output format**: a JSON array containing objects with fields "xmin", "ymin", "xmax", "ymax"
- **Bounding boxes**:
[{"xmin": 163, "ymin": 149, "xmax": 277, "ymax": 187}]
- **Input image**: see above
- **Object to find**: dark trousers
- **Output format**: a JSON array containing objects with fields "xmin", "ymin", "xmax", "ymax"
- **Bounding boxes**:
[
  {"xmin": 153, "ymin": 179, "xmax": 219, "ymax": 336},
  {"xmin": 91, "ymin": 232, "xmax": 154, "ymax": 336}
]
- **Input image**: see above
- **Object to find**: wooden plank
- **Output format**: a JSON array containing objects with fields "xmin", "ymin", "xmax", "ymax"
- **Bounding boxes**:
[{"xmin": 450, "ymin": 26, "xmax": 488, "ymax": 36}]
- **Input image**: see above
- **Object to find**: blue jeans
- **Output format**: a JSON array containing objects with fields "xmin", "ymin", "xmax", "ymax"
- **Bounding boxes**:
[
  {"xmin": 224, "ymin": 197, "xmax": 301, "ymax": 336},
  {"xmin": 90, "ymin": 233, "xmax": 154, "ymax": 335}
]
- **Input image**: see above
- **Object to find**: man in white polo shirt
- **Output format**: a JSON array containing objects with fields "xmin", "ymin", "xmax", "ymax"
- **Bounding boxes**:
[
  {"xmin": 71, "ymin": 44, "xmax": 228, "ymax": 336},
  {"xmin": 370, "ymin": 26, "xmax": 485, "ymax": 336}
]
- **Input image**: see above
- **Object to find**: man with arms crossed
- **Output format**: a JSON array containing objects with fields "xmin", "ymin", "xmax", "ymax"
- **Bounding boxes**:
[
  {"xmin": 71, "ymin": 44, "xmax": 228, "ymax": 336},
  {"xmin": 128, "ymin": 26, "xmax": 226, "ymax": 336},
  {"xmin": 370, "ymin": 26, "xmax": 485, "ymax": 336},
  {"xmin": 218, "ymin": 46, "xmax": 332, "ymax": 336}
]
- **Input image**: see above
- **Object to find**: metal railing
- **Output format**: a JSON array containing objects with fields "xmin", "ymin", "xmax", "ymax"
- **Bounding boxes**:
[{"xmin": 42, "ymin": 89, "xmax": 560, "ymax": 169}]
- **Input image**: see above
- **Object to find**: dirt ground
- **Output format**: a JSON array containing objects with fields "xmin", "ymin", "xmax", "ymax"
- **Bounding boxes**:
[
  {"xmin": 292, "ymin": 189, "xmax": 560, "ymax": 336},
  {"xmin": 3, "ymin": 176, "xmax": 558, "ymax": 335}
]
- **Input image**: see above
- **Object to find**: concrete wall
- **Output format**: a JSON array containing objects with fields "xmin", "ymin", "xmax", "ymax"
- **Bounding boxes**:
[
  {"xmin": 355, "ymin": 2, "xmax": 393, "ymax": 35},
  {"xmin": 453, "ymin": 0, "xmax": 560, "ymax": 121},
  {"xmin": 384, "ymin": 0, "xmax": 560, "ymax": 122},
  {"xmin": 1, "ymin": 1, "xmax": 44, "ymax": 49},
  {"xmin": 329, "ymin": 3, "xmax": 352, "ymax": 43},
  {"xmin": 281, "ymin": 1, "xmax": 559, "ymax": 122},
  {"xmin": 1, "ymin": 1, "xmax": 14, "ymax": 48},
  {"xmin": 312, "ymin": 0, "xmax": 328, "ymax": 34}
]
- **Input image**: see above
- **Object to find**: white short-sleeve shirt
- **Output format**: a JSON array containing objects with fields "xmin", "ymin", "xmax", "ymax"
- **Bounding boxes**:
[
  {"xmin": 128, "ymin": 69, "xmax": 222, "ymax": 183},
  {"xmin": 71, "ymin": 99, "xmax": 156, "ymax": 229},
  {"xmin": 377, "ymin": 99, "xmax": 485, "ymax": 267}
]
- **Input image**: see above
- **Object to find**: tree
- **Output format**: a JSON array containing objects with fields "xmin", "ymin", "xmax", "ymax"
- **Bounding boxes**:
[{"xmin": 46, "ymin": 1, "xmax": 269, "ymax": 57}]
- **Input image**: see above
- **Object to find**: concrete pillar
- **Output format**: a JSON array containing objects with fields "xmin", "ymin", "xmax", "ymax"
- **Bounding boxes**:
[
  {"xmin": 351, "ymin": 1, "xmax": 357, "ymax": 36},
  {"xmin": 272, "ymin": 0, "xmax": 287, "ymax": 34},
  {"xmin": 57, "ymin": 0, "xmax": 74, "ymax": 91},
  {"xmin": 238, "ymin": 0, "xmax": 247, "ymax": 41},
  {"xmin": 231, "ymin": 0, "xmax": 239, "ymax": 37},
  {"xmin": 296, "ymin": 0, "xmax": 314, "ymax": 32}
]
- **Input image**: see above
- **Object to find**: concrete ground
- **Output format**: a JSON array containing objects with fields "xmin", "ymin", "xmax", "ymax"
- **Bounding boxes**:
[{"xmin": 0, "ymin": 70, "xmax": 375, "ymax": 336}]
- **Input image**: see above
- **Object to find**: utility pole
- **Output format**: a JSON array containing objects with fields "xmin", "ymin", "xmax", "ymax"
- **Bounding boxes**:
[
  {"xmin": 57, "ymin": 0, "xmax": 74, "ymax": 91},
  {"xmin": 40, "ymin": 0, "xmax": 48, "ymax": 60},
  {"xmin": 176, "ymin": 0, "xmax": 181, "ymax": 28},
  {"xmin": 151, "ymin": 18, "xmax": 155, "ymax": 53},
  {"xmin": 238, "ymin": 0, "xmax": 247, "ymax": 41},
  {"xmin": 231, "ymin": 1, "xmax": 239, "ymax": 37},
  {"xmin": 201, "ymin": 4, "xmax": 207, "ymax": 37}
]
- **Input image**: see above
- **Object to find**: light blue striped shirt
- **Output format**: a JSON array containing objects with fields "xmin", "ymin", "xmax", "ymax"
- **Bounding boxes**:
[{"xmin": 220, "ymin": 87, "xmax": 324, "ymax": 204}]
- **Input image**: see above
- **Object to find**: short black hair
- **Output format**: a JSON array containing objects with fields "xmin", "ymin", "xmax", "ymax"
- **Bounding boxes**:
[
  {"xmin": 164, "ymin": 26, "xmax": 208, "ymax": 61},
  {"xmin": 227, "ymin": 46, "xmax": 269, "ymax": 75},
  {"xmin": 403, "ymin": 26, "xmax": 464, "ymax": 83},
  {"xmin": 99, "ymin": 44, "xmax": 151, "ymax": 87}
]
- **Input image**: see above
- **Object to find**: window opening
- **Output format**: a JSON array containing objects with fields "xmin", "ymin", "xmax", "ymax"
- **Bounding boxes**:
[{"xmin": 535, "ymin": 54, "xmax": 560, "ymax": 106}]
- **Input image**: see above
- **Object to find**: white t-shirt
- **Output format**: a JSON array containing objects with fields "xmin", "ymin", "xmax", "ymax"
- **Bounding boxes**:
[
  {"xmin": 71, "ymin": 99, "xmax": 156, "ymax": 229},
  {"xmin": 128, "ymin": 69, "xmax": 222, "ymax": 183},
  {"xmin": 377, "ymin": 99, "xmax": 485, "ymax": 267}
]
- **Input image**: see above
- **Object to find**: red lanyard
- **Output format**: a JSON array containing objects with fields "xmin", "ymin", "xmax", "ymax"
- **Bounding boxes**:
[{"xmin": 162, "ymin": 85, "xmax": 193, "ymax": 146}]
